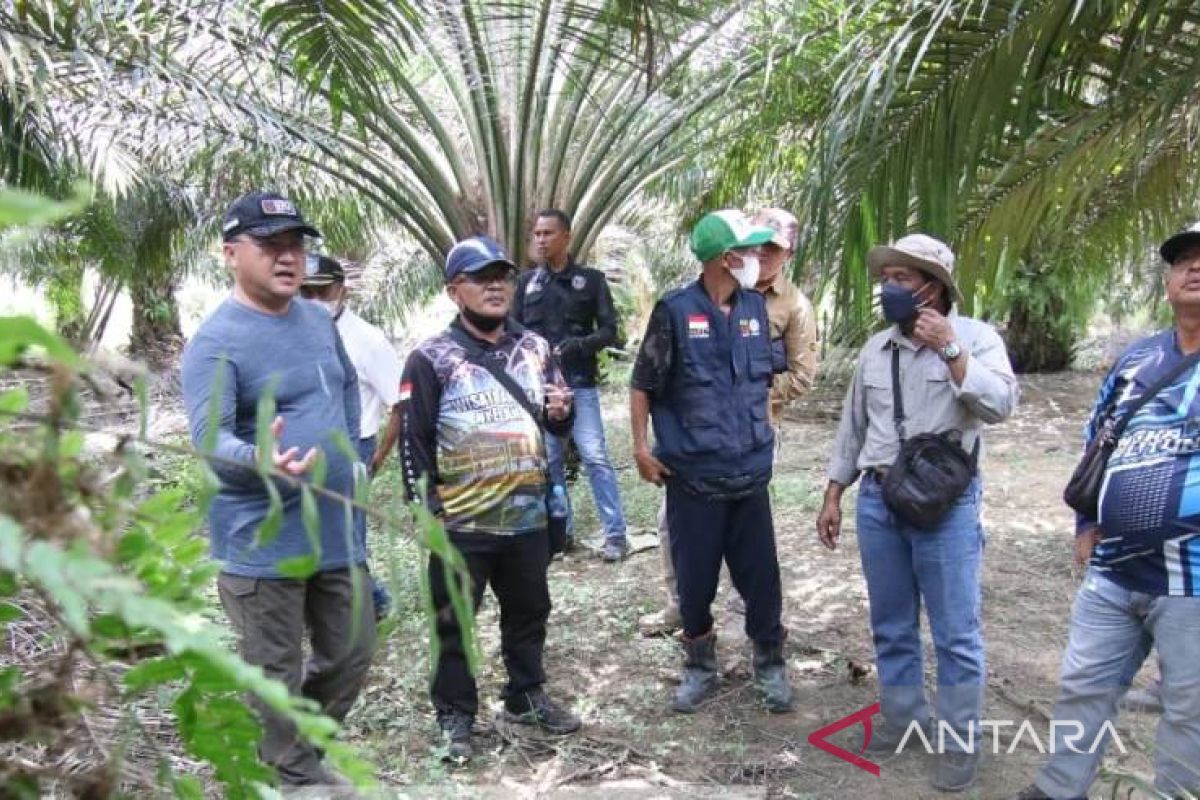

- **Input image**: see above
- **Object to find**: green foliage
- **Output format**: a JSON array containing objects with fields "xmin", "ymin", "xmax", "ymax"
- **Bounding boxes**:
[
  {"xmin": 0, "ymin": 312, "xmax": 377, "ymax": 794},
  {"xmin": 688, "ymin": 0, "xmax": 1200, "ymax": 353},
  {"xmin": 0, "ymin": 192, "xmax": 393, "ymax": 794},
  {"xmin": 0, "ymin": 0, "xmax": 778, "ymax": 281}
]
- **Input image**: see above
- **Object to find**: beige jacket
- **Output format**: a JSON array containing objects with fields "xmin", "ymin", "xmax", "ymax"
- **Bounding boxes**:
[{"xmin": 763, "ymin": 272, "xmax": 819, "ymax": 422}]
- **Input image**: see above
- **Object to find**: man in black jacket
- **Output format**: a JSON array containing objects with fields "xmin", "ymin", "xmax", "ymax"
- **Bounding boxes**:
[
  {"xmin": 513, "ymin": 209, "xmax": 629, "ymax": 561},
  {"xmin": 400, "ymin": 235, "xmax": 581, "ymax": 763}
]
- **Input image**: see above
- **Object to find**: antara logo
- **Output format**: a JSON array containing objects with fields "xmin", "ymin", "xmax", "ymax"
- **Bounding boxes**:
[
  {"xmin": 807, "ymin": 702, "xmax": 882, "ymax": 776},
  {"xmin": 807, "ymin": 704, "xmax": 1127, "ymax": 776}
]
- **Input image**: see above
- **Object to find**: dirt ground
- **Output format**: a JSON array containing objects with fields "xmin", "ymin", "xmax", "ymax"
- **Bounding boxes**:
[{"xmin": 347, "ymin": 371, "xmax": 1170, "ymax": 800}]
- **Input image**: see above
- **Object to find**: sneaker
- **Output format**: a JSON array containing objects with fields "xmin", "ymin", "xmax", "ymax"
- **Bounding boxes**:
[
  {"xmin": 437, "ymin": 711, "xmax": 473, "ymax": 763},
  {"xmin": 931, "ymin": 750, "xmax": 980, "ymax": 792},
  {"xmin": 501, "ymin": 688, "xmax": 581, "ymax": 734},
  {"xmin": 638, "ymin": 605, "xmax": 682, "ymax": 637},
  {"xmin": 601, "ymin": 537, "xmax": 629, "ymax": 562}
]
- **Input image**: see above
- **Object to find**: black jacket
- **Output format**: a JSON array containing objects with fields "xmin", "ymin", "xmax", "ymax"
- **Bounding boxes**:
[{"xmin": 512, "ymin": 260, "xmax": 619, "ymax": 387}]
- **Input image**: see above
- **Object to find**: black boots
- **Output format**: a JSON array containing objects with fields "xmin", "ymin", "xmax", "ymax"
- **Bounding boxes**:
[
  {"xmin": 752, "ymin": 640, "xmax": 795, "ymax": 713},
  {"xmin": 672, "ymin": 632, "xmax": 719, "ymax": 712}
]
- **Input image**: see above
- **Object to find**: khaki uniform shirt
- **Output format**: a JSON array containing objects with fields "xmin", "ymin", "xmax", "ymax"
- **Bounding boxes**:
[
  {"xmin": 763, "ymin": 272, "xmax": 819, "ymax": 422},
  {"xmin": 827, "ymin": 313, "xmax": 1019, "ymax": 485}
]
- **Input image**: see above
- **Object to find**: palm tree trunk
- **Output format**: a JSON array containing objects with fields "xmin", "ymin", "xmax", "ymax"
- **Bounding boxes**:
[
  {"xmin": 128, "ymin": 269, "xmax": 182, "ymax": 367},
  {"xmin": 48, "ymin": 266, "xmax": 86, "ymax": 347},
  {"xmin": 1004, "ymin": 266, "xmax": 1076, "ymax": 374}
]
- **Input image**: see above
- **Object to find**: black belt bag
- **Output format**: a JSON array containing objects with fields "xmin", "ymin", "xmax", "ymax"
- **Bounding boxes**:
[{"xmin": 882, "ymin": 343, "xmax": 978, "ymax": 529}]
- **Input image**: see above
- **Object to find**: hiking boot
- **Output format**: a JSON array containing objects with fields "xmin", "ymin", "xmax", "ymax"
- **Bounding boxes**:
[
  {"xmin": 501, "ymin": 688, "xmax": 581, "ymax": 734},
  {"xmin": 752, "ymin": 641, "xmax": 794, "ymax": 713},
  {"xmin": 437, "ymin": 711, "xmax": 473, "ymax": 763},
  {"xmin": 601, "ymin": 537, "xmax": 629, "ymax": 562},
  {"xmin": 1119, "ymin": 678, "xmax": 1163, "ymax": 713},
  {"xmin": 638, "ymin": 604, "xmax": 682, "ymax": 637},
  {"xmin": 932, "ymin": 750, "xmax": 980, "ymax": 792},
  {"xmin": 864, "ymin": 718, "xmax": 931, "ymax": 754},
  {"xmin": 672, "ymin": 631, "xmax": 719, "ymax": 713}
]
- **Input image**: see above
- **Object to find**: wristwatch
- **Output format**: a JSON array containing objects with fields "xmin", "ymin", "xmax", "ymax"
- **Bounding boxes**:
[{"xmin": 939, "ymin": 340, "xmax": 963, "ymax": 362}]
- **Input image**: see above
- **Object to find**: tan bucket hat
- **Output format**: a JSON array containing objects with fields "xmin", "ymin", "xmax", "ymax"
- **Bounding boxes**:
[{"xmin": 866, "ymin": 233, "xmax": 964, "ymax": 305}]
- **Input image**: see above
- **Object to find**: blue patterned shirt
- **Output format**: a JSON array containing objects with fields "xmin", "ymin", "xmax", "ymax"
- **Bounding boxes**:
[{"xmin": 1081, "ymin": 330, "xmax": 1200, "ymax": 595}]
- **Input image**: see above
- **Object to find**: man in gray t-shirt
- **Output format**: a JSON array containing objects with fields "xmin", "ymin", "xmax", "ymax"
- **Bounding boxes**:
[{"xmin": 180, "ymin": 191, "xmax": 374, "ymax": 788}]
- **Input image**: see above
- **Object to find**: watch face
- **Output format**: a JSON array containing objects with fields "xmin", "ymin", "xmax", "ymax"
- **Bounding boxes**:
[{"xmin": 942, "ymin": 342, "xmax": 962, "ymax": 359}]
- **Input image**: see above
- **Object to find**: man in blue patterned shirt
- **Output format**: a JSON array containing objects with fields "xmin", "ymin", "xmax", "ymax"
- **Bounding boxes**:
[{"xmin": 1016, "ymin": 225, "xmax": 1200, "ymax": 800}]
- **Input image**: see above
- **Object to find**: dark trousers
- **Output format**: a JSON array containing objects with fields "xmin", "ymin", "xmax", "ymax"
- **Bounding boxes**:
[
  {"xmin": 218, "ymin": 567, "xmax": 377, "ymax": 785},
  {"xmin": 429, "ymin": 528, "xmax": 551, "ymax": 719},
  {"xmin": 665, "ymin": 481, "xmax": 785, "ymax": 646}
]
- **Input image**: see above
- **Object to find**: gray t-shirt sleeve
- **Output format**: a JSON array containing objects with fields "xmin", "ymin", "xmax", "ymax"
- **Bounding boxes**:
[{"xmin": 180, "ymin": 332, "xmax": 258, "ymax": 486}]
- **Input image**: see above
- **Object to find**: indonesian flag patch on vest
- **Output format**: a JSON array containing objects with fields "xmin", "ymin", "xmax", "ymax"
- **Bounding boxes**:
[
  {"xmin": 687, "ymin": 314, "xmax": 710, "ymax": 338},
  {"xmin": 399, "ymin": 381, "xmax": 413, "ymax": 402}
]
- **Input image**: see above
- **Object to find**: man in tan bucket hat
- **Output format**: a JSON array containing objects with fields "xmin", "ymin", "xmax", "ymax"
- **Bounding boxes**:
[{"xmin": 816, "ymin": 232, "xmax": 1018, "ymax": 793}]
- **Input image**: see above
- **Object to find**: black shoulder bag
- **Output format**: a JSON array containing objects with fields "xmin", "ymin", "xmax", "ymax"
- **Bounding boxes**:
[
  {"xmin": 1063, "ymin": 349, "xmax": 1200, "ymax": 519},
  {"xmin": 448, "ymin": 327, "xmax": 569, "ymax": 556},
  {"xmin": 882, "ymin": 344, "xmax": 980, "ymax": 529}
]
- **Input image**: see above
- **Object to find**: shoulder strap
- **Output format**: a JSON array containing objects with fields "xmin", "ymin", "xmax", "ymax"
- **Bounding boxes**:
[
  {"xmin": 890, "ymin": 340, "xmax": 982, "ymax": 466},
  {"xmin": 448, "ymin": 325, "xmax": 544, "ymax": 427},
  {"xmin": 890, "ymin": 343, "xmax": 906, "ymax": 441},
  {"xmin": 1112, "ymin": 348, "xmax": 1200, "ymax": 438}
]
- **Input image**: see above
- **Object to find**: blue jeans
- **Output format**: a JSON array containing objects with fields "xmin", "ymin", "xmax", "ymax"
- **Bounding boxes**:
[
  {"xmin": 355, "ymin": 436, "xmax": 377, "ymax": 556},
  {"xmin": 1036, "ymin": 570, "xmax": 1200, "ymax": 799},
  {"xmin": 546, "ymin": 387, "xmax": 626, "ymax": 542},
  {"xmin": 856, "ymin": 474, "xmax": 985, "ymax": 752}
]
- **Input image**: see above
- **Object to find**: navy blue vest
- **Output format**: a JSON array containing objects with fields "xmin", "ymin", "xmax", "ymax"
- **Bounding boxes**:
[{"xmin": 651, "ymin": 280, "xmax": 775, "ymax": 480}]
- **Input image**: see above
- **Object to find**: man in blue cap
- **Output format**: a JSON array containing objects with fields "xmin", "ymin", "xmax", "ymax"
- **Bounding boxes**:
[
  {"xmin": 181, "ymin": 191, "xmax": 373, "ymax": 788},
  {"xmin": 398, "ymin": 235, "xmax": 581, "ymax": 763},
  {"xmin": 629, "ymin": 210, "xmax": 795, "ymax": 714}
]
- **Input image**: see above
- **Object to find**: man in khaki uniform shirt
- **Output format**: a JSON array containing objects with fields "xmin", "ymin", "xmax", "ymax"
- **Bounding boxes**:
[
  {"xmin": 638, "ymin": 207, "xmax": 820, "ymax": 637},
  {"xmin": 755, "ymin": 208, "xmax": 819, "ymax": 425}
]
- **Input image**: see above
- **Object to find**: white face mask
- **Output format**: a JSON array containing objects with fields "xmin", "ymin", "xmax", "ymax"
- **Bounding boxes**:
[
  {"xmin": 316, "ymin": 299, "xmax": 342, "ymax": 317},
  {"xmin": 729, "ymin": 254, "xmax": 761, "ymax": 290}
]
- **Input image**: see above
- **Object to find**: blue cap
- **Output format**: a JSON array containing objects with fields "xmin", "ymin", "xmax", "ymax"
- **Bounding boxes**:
[{"xmin": 445, "ymin": 236, "xmax": 517, "ymax": 282}]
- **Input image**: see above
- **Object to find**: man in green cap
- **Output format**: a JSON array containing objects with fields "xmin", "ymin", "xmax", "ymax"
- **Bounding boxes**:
[{"xmin": 629, "ymin": 210, "xmax": 794, "ymax": 714}]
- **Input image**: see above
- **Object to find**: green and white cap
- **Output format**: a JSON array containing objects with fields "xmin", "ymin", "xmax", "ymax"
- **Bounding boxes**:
[{"xmin": 690, "ymin": 210, "xmax": 776, "ymax": 262}]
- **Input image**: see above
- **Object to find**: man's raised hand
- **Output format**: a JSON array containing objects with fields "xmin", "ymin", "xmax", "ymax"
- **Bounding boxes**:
[{"xmin": 270, "ymin": 415, "xmax": 318, "ymax": 475}]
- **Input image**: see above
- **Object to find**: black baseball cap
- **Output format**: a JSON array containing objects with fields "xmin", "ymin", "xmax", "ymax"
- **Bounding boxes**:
[
  {"xmin": 222, "ymin": 191, "xmax": 321, "ymax": 242},
  {"xmin": 1160, "ymin": 222, "xmax": 1200, "ymax": 265},
  {"xmin": 303, "ymin": 254, "xmax": 345, "ymax": 287}
]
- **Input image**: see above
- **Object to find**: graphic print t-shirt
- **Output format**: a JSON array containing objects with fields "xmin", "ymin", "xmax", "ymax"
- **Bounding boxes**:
[
  {"xmin": 400, "ymin": 323, "xmax": 566, "ymax": 535},
  {"xmin": 1084, "ymin": 330, "xmax": 1200, "ymax": 595}
]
